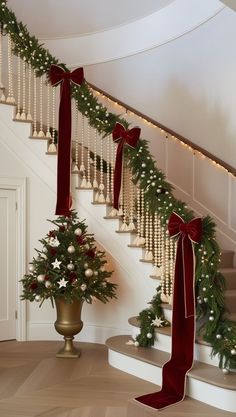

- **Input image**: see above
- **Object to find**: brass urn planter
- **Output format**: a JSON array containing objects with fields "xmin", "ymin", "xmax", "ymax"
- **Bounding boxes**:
[{"xmin": 54, "ymin": 297, "xmax": 83, "ymax": 358}]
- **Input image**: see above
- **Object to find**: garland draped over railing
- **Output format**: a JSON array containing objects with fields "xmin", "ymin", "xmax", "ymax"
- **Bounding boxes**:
[{"xmin": 0, "ymin": 0, "xmax": 236, "ymax": 370}]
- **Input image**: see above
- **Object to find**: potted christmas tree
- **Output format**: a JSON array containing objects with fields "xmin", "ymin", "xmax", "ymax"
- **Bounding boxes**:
[{"xmin": 21, "ymin": 211, "xmax": 117, "ymax": 357}]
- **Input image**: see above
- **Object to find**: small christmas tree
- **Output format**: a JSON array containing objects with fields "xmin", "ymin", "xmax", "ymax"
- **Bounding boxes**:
[{"xmin": 21, "ymin": 211, "xmax": 117, "ymax": 305}]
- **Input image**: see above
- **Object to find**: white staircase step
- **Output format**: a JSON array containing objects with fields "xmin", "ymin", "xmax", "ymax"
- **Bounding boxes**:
[
  {"xmin": 128, "ymin": 316, "xmax": 220, "ymax": 367},
  {"xmin": 106, "ymin": 335, "xmax": 236, "ymax": 413}
]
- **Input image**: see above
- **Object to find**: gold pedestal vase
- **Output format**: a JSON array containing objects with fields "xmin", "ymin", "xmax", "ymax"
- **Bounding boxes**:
[{"xmin": 54, "ymin": 297, "xmax": 83, "ymax": 358}]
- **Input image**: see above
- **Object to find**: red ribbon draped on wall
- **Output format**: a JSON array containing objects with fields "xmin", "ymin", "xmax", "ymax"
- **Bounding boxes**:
[
  {"xmin": 135, "ymin": 212, "xmax": 202, "ymax": 410},
  {"xmin": 49, "ymin": 64, "xmax": 84, "ymax": 216},
  {"xmin": 112, "ymin": 123, "xmax": 140, "ymax": 210}
]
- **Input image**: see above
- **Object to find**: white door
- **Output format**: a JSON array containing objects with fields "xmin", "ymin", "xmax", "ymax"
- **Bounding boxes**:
[{"xmin": 0, "ymin": 188, "xmax": 17, "ymax": 340}]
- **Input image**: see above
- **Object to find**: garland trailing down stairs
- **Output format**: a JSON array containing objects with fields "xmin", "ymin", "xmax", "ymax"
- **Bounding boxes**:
[{"xmin": 0, "ymin": 0, "xmax": 236, "ymax": 373}]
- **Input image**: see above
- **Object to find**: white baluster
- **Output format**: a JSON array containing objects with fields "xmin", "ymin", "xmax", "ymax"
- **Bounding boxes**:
[
  {"xmin": 6, "ymin": 35, "xmax": 15, "ymax": 104},
  {"xmin": 48, "ymin": 86, "xmax": 57, "ymax": 152}
]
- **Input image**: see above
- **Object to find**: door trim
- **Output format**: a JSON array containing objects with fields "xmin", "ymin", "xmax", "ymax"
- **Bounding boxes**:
[{"xmin": 0, "ymin": 177, "xmax": 26, "ymax": 341}]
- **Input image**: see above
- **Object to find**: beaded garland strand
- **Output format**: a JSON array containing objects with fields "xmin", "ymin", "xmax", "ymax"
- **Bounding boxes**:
[{"xmin": 0, "ymin": 0, "xmax": 236, "ymax": 370}]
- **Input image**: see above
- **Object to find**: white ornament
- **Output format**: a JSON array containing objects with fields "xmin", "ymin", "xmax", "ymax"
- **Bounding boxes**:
[
  {"xmin": 134, "ymin": 341, "xmax": 139, "ymax": 347},
  {"xmin": 45, "ymin": 281, "xmax": 52, "ymax": 288},
  {"xmin": 100, "ymin": 266, "xmax": 105, "ymax": 272},
  {"xmin": 216, "ymin": 334, "xmax": 222, "ymax": 340},
  {"xmin": 67, "ymin": 263, "xmax": 75, "ymax": 271},
  {"xmin": 42, "ymin": 247, "xmax": 48, "ymax": 253},
  {"xmin": 151, "ymin": 316, "xmax": 164, "ymax": 328},
  {"xmin": 94, "ymin": 271, "xmax": 98, "ymax": 276},
  {"xmin": 48, "ymin": 237, "xmax": 60, "ymax": 247},
  {"xmin": 231, "ymin": 349, "xmax": 236, "ymax": 356},
  {"xmin": 80, "ymin": 284, "xmax": 87, "ymax": 291},
  {"xmin": 84, "ymin": 263, "xmax": 88, "ymax": 269},
  {"xmin": 51, "ymin": 258, "xmax": 62, "ymax": 269},
  {"xmin": 85, "ymin": 268, "xmax": 93, "ymax": 278},
  {"xmin": 74, "ymin": 228, "xmax": 82, "ymax": 236},
  {"xmin": 209, "ymin": 316, "xmax": 214, "ymax": 321},
  {"xmin": 67, "ymin": 245, "xmax": 75, "ymax": 254},
  {"xmin": 35, "ymin": 295, "xmax": 41, "ymax": 302},
  {"xmin": 58, "ymin": 278, "xmax": 68, "ymax": 288},
  {"xmin": 29, "ymin": 265, "xmax": 35, "ymax": 272},
  {"xmin": 37, "ymin": 274, "xmax": 45, "ymax": 282},
  {"xmin": 146, "ymin": 332, "xmax": 153, "ymax": 339}
]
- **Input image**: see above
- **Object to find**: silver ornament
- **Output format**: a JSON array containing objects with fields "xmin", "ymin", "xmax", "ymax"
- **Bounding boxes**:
[
  {"xmin": 146, "ymin": 332, "xmax": 152, "ymax": 339},
  {"xmin": 230, "ymin": 349, "xmax": 236, "ymax": 355},
  {"xmin": 35, "ymin": 295, "xmax": 41, "ymax": 302},
  {"xmin": 67, "ymin": 245, "xmax": 75, "ymax": 254},
  {"xmin": 67, "ymin": 263, "xmax": 75, "ymax": 271},
  {"xmin": 29, "ymin": 265, "xmax": 35, "ymax": 273},
  {"xmin": 37, "ymin": 274, "xmax": 45, "ymax": 282},
  {"xmin": 74, "ymin": 228, "xmax": 82, "ymax": 236},
  {"xmin": 85, "ymin": 268, "xmax": 93, "ymax": 278}
]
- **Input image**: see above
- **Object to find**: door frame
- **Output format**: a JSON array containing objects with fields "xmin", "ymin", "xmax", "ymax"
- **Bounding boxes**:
[{"xmin": 0, "ymin": 177, "xmax": 26, "ymax": 341}]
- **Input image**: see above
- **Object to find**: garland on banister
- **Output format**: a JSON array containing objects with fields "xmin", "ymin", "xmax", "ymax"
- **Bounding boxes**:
[{"xmin": 1, "ymin": 0, "xmax": 236, "ymax": 371}]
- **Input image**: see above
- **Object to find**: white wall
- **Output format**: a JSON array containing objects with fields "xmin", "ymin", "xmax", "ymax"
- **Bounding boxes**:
[{"xmin": 84, "ymin": 6, "xmax": 236, "ymax": 170}]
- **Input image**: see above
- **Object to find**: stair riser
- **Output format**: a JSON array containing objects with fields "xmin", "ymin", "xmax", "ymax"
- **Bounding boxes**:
[
  {"xmin": 225, "ymin": 295, "xmax": 236, "ymax": 314},
  {"xmin": 131, "ymin": 327, "xmax": 219, "ymax": 367},
  {"xmin": 108, "ymin": 349, "xmax": 236, "ymax": 413},
  {"xmin": 220, "ymin": 252, "xmax": 234, "ymax": 268},
  {"xmin": 223, "ymin": 271, "xmax": 236, "ymax": 290}
]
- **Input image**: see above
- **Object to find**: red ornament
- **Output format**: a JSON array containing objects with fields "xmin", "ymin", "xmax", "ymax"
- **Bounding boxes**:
[
  {"xmin": 59, "ymin": 225, "xmax": 66, "ymax": 232},
  {"xmin": 76, "ymin": 235, "xmax": 86, "ymax": 245},
  {"xmin": 68, "ymin": 272, "xmax": 77, "ymax": 282},
  {"xmin": 86, "ymin": 249, "xmax": 95, "ymax": 258},
  {"xmin": 30, "ymin": 282, "xmax": 38, "ymax": 290},
  {"xmin": 50, "ymin": 248, "xmax": 57, "ymax": 256}
]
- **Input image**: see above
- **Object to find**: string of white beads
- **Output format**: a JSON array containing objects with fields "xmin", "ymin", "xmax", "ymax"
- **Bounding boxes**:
[
  {"xmin": 106, "ymin": 135, "xmax": 111, "ymax": 203},
  {"xmin": 144, "ymin": 204, "xmax": 150, "ymax": 259},
  {"xmin": 120, "ymin": 167, "xmax": 129, "ymax": 230},
  {"xmin": 128, "ymin": 173, "xmax": 136, "ymax": 231},
  {"xmin": 133, "ymin": 187, "xmax": 141, "ymax": 245},
  {"xmin": 72, "ymin": 100, "xmax": 79, "ymax": 172},
  {"xmin": 27, "ymin": 64, "xmax": 32, "ymax": 120},
  {"xmin": 21, "ymin": 60, "xmax": 26, "ymax": 120},
  {"xmin": 86, "ymin": 120, "xmax": 92, "ymax": 188},
  {"xmin": 32, "ymin": 69, "xmax": 38, "ymax": 137},
  {"xmin": 15, "ymin": 54, "xmax": 21, "ymax": 119},
  {"xmin": 139, "ymin": 189, "xmax": 146, "ymax": 245},
  {"xmin": 6, "ymin": 35, "xmax": 15, "ymax": 104},
  {"xmin": 109, "ymin": 139, "xmax": 117, "ymax": 216},
  {"xmin": 38, "ymin": 76, "xmax": 45, "ymax": 137},
  {"xmin": 46, "ymin": 82, "xmax": 51, "ymax": 139},
  {"xmin": 93, "ymin": 129, "xmax": 98, "ymax": 189},
  {"xmin": 0, "ymin": 29, "xmax": 5, "ymax": 102},
  {"xmin": 80, "ymin": 115, "xmax": 87, "ymax": 188}
]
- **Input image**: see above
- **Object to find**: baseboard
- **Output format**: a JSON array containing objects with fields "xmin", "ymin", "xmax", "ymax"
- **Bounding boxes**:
[{"xmin": 27, "ymin": 321, "xmax": 130, "ymax": 344}]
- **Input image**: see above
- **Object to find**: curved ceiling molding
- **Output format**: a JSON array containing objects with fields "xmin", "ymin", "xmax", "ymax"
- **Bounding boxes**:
[{"xmin": 42, "ymin": 0, "xmax": 225, "ymax": 67}]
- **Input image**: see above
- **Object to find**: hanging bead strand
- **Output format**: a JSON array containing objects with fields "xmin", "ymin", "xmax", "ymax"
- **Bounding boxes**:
[
  {"xmin": 147, "ymin": 213, "xmax": 153, "ymax": 260},
  {"xmin": 27, "ymin": 64, "xmax": 32, "ymax": 120},
  {"xmin": 120, "ymin": 167, "xmax": 128, "ymax": 231},
  {"xmin": 38, "ymin": 76, "xmax": 45, "ymax": 137},
  {"xmin": 86, "ymin": 120, "xmax": 92, "ymax": 188},
  {"xmin": 152, "ymin": 214, "xmax": 163, "ymax": 277},
  {"xmin": 109, "ymin": 140, "xmax": 118, "ymax": 217},
  {"xmin": 144, "ymin": 204, "xmax": 150, "ymax": 259},
  {"xmin": 20, "ymin": 60, "xmax": 26, "ymax": 120},
  {"xmin": 46, "ymin": 82, "xmax": 52, "ymax": 138},
  {"xmin": 72, "ymin": 104, "xmax": 79, "ymax": 172},
  {"xmin": 105, "ymin": 135, "xmax": 111, "ymax": 203},
  {"xmin": 80, "ymin": 115, "xmax": 87, "ymax": 188},
  {"xmin": 98, "ymin": 136, "xmax": 105, "ymax": 202},
  {"xmin": 133, "ymin": 187, "xmax": 141, "ymax": 245},
  {"xmin": 15, "ymin": 54, "xmax": 21, "ymax": 119},
  {"xmin": 93, "ymin": 129, "xmax": 98, "ymax": 189},
  {"xmin": 169, "ymin": 235, "xmax": 175, "ymax": 305},
  {"xmin": 6, "ymin": 35, "xmax": 15, "ymax": 104},
  {"xmin": 0, "ymin": 28, "xmax": 6, "ymax": 102},
  {"xmin": 160, "ymin": 224, "xmax": 166, "ymax": 302},
  {"xmin": 128, "ymin": 173, "xmax": 136, "ymax": 231},
  {"xmin": 32, "ymin": 69, "xmax": 38, "ymax": 137},
  {"xmin": 139, "ymin": 189, "xmax": 146, "ymax": 246},
  {"xmin": 48, "ymin": 86, "xmax": 57, "ymax": 152}
]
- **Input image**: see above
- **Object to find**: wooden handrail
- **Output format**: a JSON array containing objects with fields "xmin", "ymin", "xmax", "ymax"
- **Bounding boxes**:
[{"xmin": 88, "ymin": 82, "xmax": 236, "ymax": 177}]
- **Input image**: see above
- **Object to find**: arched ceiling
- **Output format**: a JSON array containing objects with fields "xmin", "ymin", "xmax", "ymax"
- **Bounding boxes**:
[{"xmin": 7, "ymin": 0, "xmax": 174, "ymax": 38}]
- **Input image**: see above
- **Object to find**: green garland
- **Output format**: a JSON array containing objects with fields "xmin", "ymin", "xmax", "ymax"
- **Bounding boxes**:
[{"xmin": 1, "ymin": 0, "xmax": 236, "ymax": 370}]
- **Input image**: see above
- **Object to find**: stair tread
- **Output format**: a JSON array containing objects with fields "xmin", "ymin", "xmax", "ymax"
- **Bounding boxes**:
[
  {"xmin": 128, "ymin": 316, "xmax": 210, "ymax": 346},
  {"xmin": 220, "ymin": 267, "xmax": 236, "ymax": 273},
  {"xmin": 225, "ymin": 289, "xmax": 236, "ymax": 296},
  {"xmin": 106, "ymin": 335, "xmax": 236, "ymax": 390}
]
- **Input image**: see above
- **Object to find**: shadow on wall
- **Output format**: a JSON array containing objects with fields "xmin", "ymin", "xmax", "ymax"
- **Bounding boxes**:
[{"xmin": 154, "ymin": 78, "xmax": 236, "ymax": 170}]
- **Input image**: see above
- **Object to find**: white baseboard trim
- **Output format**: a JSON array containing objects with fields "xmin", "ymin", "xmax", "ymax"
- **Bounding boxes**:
[{"xmin": 27, "ymin": 321, "xmax": 130, "ymax": 344}]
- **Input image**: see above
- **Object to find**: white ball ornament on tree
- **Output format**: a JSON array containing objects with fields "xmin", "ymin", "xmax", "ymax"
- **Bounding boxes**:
[
  {"xmin": 45, "ymin": 281, "xmax": 52, "ymax": 288},
  {"xmin": 84, "ymin": 263, "xmax": 88, "ymax": 269},
  {"xmin": 67, "ymin": 262, "xmax": 75, "ymax": 271},
  {"xmin": 35, "ymin": 295, "xmax": 41, "ymax": 302},
  {"xmin": 134, "ymin": 341, "xmax": 139, "ymax": 347},
  {"xmin": 37, "ymin": 274, "xmax": 45, "ymax": 282},
  {"xmin": 29, "ymin": 265, "xmax": 35, "ymax": 273},
  {"xmin": 230, "ymin": 349, "xmax": 236, "ymax": 356},
  {"xmin": 67, "ymin": 245, "xmax": 75, "ymax": 254},
  {"xmin": 146, "ymin": 332, "xmax": 153, "ymax": 339},
  {"xmin": 74, "ymin": 228, "xmax": 82, "ymax": 236},
  {"xmin": 85, "ymin": 268, "xmax": 93, "ymax": 278}
]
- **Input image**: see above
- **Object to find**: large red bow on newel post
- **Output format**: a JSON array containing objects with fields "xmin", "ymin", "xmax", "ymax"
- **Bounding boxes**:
[
  {"xmin": 49, "ymin": 64, "xmax": 84, "ymax": 215},
  {"xmin": 135, "ymin": 212, "xmax": 202, "ymax": 410},
  {"xmin": 112, "ymin": 123, "xmax": 140, "ymax": 210}
]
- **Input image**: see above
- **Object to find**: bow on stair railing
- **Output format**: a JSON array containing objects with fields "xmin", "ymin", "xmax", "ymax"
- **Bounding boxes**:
[{"xmin": 0, "ymin": 0, "xmax": 236, "ymax": 371}]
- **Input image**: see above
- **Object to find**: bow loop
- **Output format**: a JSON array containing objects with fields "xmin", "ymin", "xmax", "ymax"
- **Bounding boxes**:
[
  {"xmin": 168, "ymin": 212, "xmax": 202, "ymax": 244},
  {"xmin": 49, "ymin": 64, "xmax": 84, "ymax": 87}
]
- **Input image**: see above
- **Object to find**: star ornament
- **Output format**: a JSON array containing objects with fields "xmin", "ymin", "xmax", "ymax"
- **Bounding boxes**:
[
  {"xmin": 51, "ymin": 258, "xmax": 62, "ymax": 269},
  {"xmin": 58, "ymin": 278, "xmax": 68, "ymax": 288},
  {"xmin": 151, "ymin": 316, "xmax": 164, "ymax": 328}
]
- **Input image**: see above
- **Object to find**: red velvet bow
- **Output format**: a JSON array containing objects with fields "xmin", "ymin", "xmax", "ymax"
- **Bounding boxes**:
[
  {"xmin": 112, "ymin": 123, "xmax": 140, "ymax": 209},
  {"xmin": 168, "ymin": 212, "xmax": 202, "ymax": 318},
  {"xmin": 49, "ymin": 64, "xmax": 84, "ymax": 216}
]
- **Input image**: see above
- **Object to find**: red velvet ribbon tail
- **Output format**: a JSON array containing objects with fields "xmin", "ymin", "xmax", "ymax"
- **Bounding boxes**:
[
  {"xmin": 55, "ymin": 79, "xmax": 72, "ymax": 216},
  {"xmin": 182, "ymin": 236, "xmax": 195, "ymax": 318},
  {"xmin": 113, "ymin": 141, "xmax": 124, "ymax": 210}
]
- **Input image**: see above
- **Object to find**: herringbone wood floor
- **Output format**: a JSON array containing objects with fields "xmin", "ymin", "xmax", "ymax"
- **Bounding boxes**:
[{"xmin": 0, "ymin": 341, "xmax": 234, "ymax": 417}]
